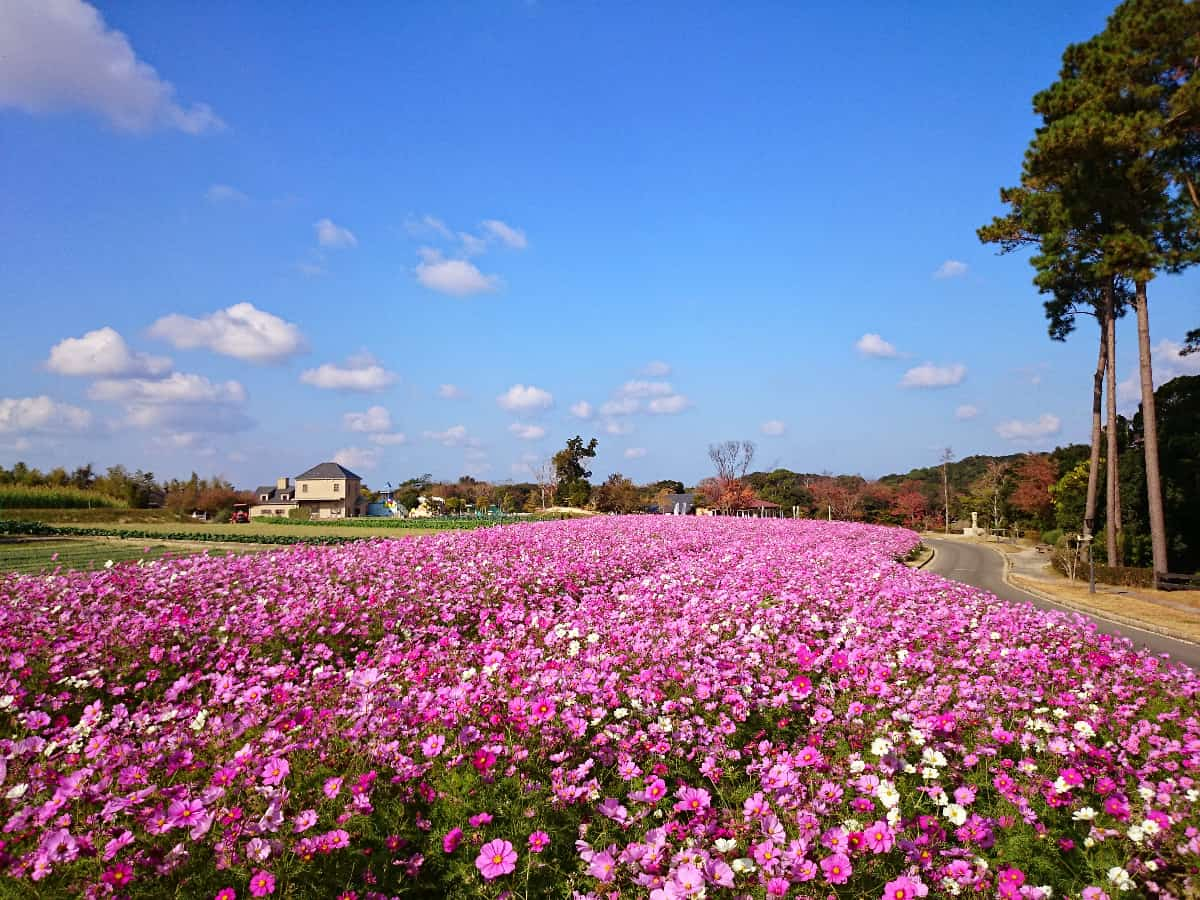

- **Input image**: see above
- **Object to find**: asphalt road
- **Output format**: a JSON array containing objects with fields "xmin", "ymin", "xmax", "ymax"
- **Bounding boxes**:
[{"xmin": 923, "ymin": 537, "xmax": 1200, "ymax": 672}]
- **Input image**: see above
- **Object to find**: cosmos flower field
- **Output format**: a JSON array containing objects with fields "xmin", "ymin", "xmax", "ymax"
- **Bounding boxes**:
[{"xmin": 2, "ymin": 519, "xmax": 1199, "ymax": 899}]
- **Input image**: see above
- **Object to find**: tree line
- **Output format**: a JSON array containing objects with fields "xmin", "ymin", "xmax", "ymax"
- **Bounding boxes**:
[{"xmin": 978, "ymin": 0, "xmax": 1199, "ymax": 576}]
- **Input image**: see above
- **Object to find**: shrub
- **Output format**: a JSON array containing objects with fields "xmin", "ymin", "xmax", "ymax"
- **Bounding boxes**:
[
  {"xmin": 1041, "ymin": 528, "xmax": 1063, "ymax": 546},
  {"xmin": 0, "ymin": 485, "xmax": 123, "ymax": 509}
]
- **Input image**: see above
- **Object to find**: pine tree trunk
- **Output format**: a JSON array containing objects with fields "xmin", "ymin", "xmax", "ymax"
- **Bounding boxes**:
[
  {"xmin": 1105, "ymin": 287, "xmax": 1122, "ymax": 566},
  {"xmin": 1084, "ymin": 322, "xmax": 1106, "ymax": 540},
  {"xmin": 1134, "ymin": 281, "xmax": 1169, "ymax": 576}
]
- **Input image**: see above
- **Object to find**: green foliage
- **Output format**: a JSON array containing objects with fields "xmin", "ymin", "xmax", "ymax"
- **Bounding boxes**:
[
  {"xmin": 0, "ymin": 485, "xmax": 124, "ymax": 509},
  {"xmin": 552, "ymin": 436, "xmax": 598, "ymax": 507},
  {"xmin": 1050, "ymin": 460, "xmax": 1090, "ymax": 532},
  {"xmin": 1041, "ymin": 529, "xmax": 1064, "ymax": 547}
]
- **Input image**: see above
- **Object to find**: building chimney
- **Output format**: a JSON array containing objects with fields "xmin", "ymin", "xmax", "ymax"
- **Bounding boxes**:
[{"xmin": 277, "ymin": 476, "xmax": 289, "ymax": 491}]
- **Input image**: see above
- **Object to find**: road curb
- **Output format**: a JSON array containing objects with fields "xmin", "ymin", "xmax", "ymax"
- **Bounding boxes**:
[
  {"xmin": 987, "ymin": 543, "xmax": 1200, "ymax": 650},
  {"xmin": 916, "ymin": 543, "xmax": 935, "ymax": 569}
]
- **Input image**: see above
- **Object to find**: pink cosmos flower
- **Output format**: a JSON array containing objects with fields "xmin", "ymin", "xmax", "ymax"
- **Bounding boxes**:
[
  {"xmin": 215, "ymin": 890, "xmax": 236, "ymax": 900},
  {"xmin": 260, "ymin": 758, "xmax": 289, "ymax": 786},
  {"xmin": 1082, "ymin": 889, "xmax": 1110, "ymax": 900},
  {"xmin": 421, "ymin": 734, "xmax": 445, "ymax": 758},
  {"xmin": 766, "ymin": 877, "xmax": 789, "ymax": 897},
  {"xmin": 673, "ymin": 785, "xmax": 711, "ymax": 814},
  {"xmin": 475, "ymin": 839, "xmax": 517, "ymax": 880},
  {"xmin": 820, "ymin": 853, "xmax": 851, "ymax": 885},
  {"xmin": 167, "ymin": 798, "xmax": 205, "ymax": 829},
  {"xmin": 101, "ymin": 863, "xmax": 133, "ymax": 887},
  {"xmin": 588, "ymin": 849, "xmax": 617, "ymax": 882},
  {"xmin": 293, "ymin": 810, "xmax": 318, "ymax": 833},
  {"xmin": 862, "ymin": 820, "xmax": 893, "ymax": 853},
  {"xmin": 442, "ymin": 827, "xmax": 463, "ymax": 853},
  {"xmin": 469, "ymin": 812, "xmax": 493, "ymax": 828},
  {"xmin": 883, "ymin": 874, "xmax": 928, "ymax": 900},
  {"xmin": 248, "ymin": 870, "xmax": 275, "ymax": 897},
  {"xmin": 528, "ymin": 830, "xmax": 550, "ymax": 853},
  {"xmin": 323, "ymin": 777, "xmax": 343, "ymax": 799}
]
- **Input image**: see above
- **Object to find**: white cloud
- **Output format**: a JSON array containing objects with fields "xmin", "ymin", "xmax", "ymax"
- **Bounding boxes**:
[
  {"xmin": 88, "ymin": 372, "xmax": 250, "ymax": 432},
  {"xmin": 0, "ymin": 0, "xmax": 224, "ymax": 134},
  {"xmin": 646, "ymin": 394, "xmax": 690, "ymax": 415},
  {"xmin": 855, "ymin": 333, "xmax": 901, "ymax": 359},
  {"xmin": 955, "ymin": 404, "xmax": 980, "ymax": 420},
  {"xmin": 480, "ymin": 219, "xmax": 528, "ymax": 250},
  {"xmin": 604, "ymin": 419, "xmax": 634, "ymax": 436},
  {"xmin": 368, "ymin": 432, "xmax": 407, "ymax": 446},
  {"xmin": 995, "ymin": 413, "xmax": 1062, "ymax": 442},
  {"xmin": 600, "ymin": 396, "xmax": 640, "ymax": 417},
  {"xmin": 624, "ymin": 447, "xmax": 647, "ymax": 459},
  {"xmin": 46, "ymin": 326, "xmax": 170, "ymax": 377},
  {"xmin": 1115, "ymin": 339, "xmax": 1200, "ymax": 412},
  {"xmin": 332, "ymin": 446, "xmax": 380, "ymax": 471},
  {"xmin": 423, "ymin": 425, "xmax": 470, "ymax": 447},
  {"xmin": 569, "ymin": 401, "xmax": 593, "ymax": 419},
  {"xmin": 206, "ymin": 184, "xmax": 247, "ymax": 204},
  {"xmin": 642, "ymin": 360, "xmax": 672, "ymax": 376},
  {"xmin": 458, "ymin": 232, "xmax": 489, "ymax": 256},
  {"xmin": 438, "ymin": 383, "xmax": 464, "ymax": 399},
  {"xmin": 0, "ymin": 395, "xmax": 92, "ymax": 433},
  {"xmin": 620, "ymin": 380, "xmax": 674, "ymax": 398},
  {"xmin": 508, "ymin": 423, "xmax": 546, "ymax": 440},
  {"xmin": 148, "ymin": 302, "xmax": 306, "ymax": 363},
  {"xmin": 300, "ymin": 355, "xmax": 397, "ymax": 392},
  {"xmin": 761, "ymin": 419, "xmax": 786, "ymax": 436},
  {"xmin": 497, "ymin": 383, "xmax": 553, "ymax": 412},
  {"xmin": 314, "ymin": 218, "xmax": 357, "ymax": 249},
  {"xmin": 89, "ymin": 372, "xmax": 246, "ymax": 405},
  {"xmin": 900, "ymin": 362, "xmax": 967, "ymax": 389},
  {"xmin": 405, "ymin": 215, "xmax": 454, "ymax": 240},
  {"xmin": 343, "ymin": 405, "xmax": 391, "ymax": 433},
  {"xmin": 415, "ymin": 250, "xmax": 500, "ymax": 296},
  {"xmin": 933, "ymin": 260, "xmax": 969, "ymax": 279}
]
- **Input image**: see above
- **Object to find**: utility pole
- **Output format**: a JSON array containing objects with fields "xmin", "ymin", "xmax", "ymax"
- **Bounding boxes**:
[{"xmin": 940, "ymin": 447, "xmax": 954, "ymax": 534}]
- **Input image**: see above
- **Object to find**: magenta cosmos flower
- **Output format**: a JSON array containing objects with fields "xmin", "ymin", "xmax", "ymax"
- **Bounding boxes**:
[
  {"xmin": 883, "ymin": 874, "xmax": 928, "ymax": 900},
  {"xmin": 527, "ymin": 831, "xmax": 550, "ymax": 853},
  {"xmin": 475, "ymin": 839, "xmax": 517, "ymax": 879},
  {"xmin": 248, "ymin": 870, "xmax": 275, "ymax": 897}
]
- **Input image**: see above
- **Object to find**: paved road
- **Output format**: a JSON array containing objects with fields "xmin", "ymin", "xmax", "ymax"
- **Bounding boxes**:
[{"xmin": 923, "ymin": 537, "xmax": 1200, "ymax": 672}]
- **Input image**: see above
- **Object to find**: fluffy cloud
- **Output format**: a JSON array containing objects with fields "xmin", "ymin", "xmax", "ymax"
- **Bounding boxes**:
[
  {"xmin": 405, "ymin": 215, "xmax": 454, "ymax": 240},
  {"xmin": 415, "ymin": 250, "xmax": 500, "ymax": 296},
  {"xmin": 569, "ymin": 401, "xmax": 593, "ymax": 419},
  {"xmin": 620, "ymin": 380, "xmax": 674, "ymax": 398},
  {"xmin": 438, "ymin": 383, "xmax": 464, "ymax": 399},
  {"xmin": 314, "ymin": 218, "xmax": 357, "ymax": 249},
  {"xmin": 89, "ymin": 372, "xmax": 250, "ymax": 432},
  {"xmin": 900, "ymin": 362, "xmax": 967, "ymax": 388},
  {"xmin": 623, "ymin": 447, "xmax": 647, "ymax": 459},
  {"xmin": 300, "ymin": 356, "xmax": 397, "ymax": 392},
  {"xmin": 933, "ymin": 260, "xmax": 969, "ymax": 279},
  {"xmin": 205, "ymin": 184, "xmax": 247, "ymax": 204},
  {"xmin": 604, "ymin": 419, "xmax": 634, "ymax": 436},
  {"xmin": 480, "ymin": 219, "xmax": 528, "ymax": 250},
  {"xmin": 855, "ymin": 333, "xmax": 900, "ymax": 359},
  {"xmin": 761, "ymin": 419, "xmax": 786, "ymax": 436},
  {"xmin": 995, "ymin": 413, "xmax": 1062, "ymax": 442},
  {"xmin": 46, "ymin": 327, "xmax": 170, "ymax": 377},
  {"xmin": 368, "ymin": 432, "xmax": 407, "ymax": 446},
  {"xmin": 647, "ymin": 394, "xmax": 690, "ymax": 415},
  {"xmin": 0, "ymin": 395, "xmax": 92, "ymax": 433},
  {"xmin": 642, "ymin": 361, "xmax": 672, "ymax": 377},
  {"xmin": 497, "ymin": 383, "xmax": 553, "ymax": 412},
  {"xmin": 508, "ymin": 423, "xmax": 546, "ymax": 440},
  {"xmin": 89, "ymin": 372, "xmax": 246, "ymax": 405},
  {"xmin": 343, "ymin": 405, "xmax": 391, "ymax": 433},
  {"xmin": 600, "ymin": 396, "xmax": 640, "ymax": 417},
  {"xmin": 423, "ymin": 424, "xmax": 471, "ymax": 447},
  {"xmin": 148, "ymin": 302, "xmax": 306, "ymax": 363},
  {"xmin": 1116, "ymin": 338, "xmax": 1200, "ymax": 411},
  {"xmin": 0, "ymin": 0, "xmax": 224, "ymax": 134},
  {"xmin": 332, "ymin": 446, "xmax": 380, "ymax": 471},
  {"xmin": 955, "ymin": 404, "xmax": 980, "ymax": 420}
]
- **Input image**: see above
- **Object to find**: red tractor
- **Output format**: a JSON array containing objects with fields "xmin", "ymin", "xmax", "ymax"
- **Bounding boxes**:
[{"xmin": 231, "ymin": 503, "xmax": 250, "ymax": 524}]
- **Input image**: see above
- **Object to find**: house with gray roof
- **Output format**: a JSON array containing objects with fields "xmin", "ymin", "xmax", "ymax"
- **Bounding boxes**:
[{"xmin": 250, "ymin": 462, "xmax": 366, "ymax": 519}]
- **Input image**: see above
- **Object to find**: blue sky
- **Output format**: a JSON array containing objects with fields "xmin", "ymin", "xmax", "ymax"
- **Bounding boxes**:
[{"xmin": 2, "ymin": 1, "xmax": 1197, "ymax": 488}]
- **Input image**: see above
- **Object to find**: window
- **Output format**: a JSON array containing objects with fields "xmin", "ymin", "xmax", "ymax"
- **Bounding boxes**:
[
  {"xmin": 261, "ymin": 494, "xmax": 268, "ymax": 501},
  {"xmin": 302, "ymin": 483, "xmax": 308, "ymax": 493},
  {"xmin": 334, "ymin": 482, "xmax": 340, "ymax": 493},
  {"xmin": 281, "ymin": 494, "xmax": 289, "ymax": 500}
]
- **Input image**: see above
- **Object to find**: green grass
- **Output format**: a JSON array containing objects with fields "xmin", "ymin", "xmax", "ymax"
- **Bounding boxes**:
[
  {"xmin": 0, "ymin": 486, "xmax": 124, "ymax": 509},
  {"xmin": 0, "ymin": 538, "xmax": 243, "ymax": 575}
]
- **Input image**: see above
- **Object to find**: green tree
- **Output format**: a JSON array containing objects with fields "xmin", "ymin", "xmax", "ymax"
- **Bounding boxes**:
[{"xmin": 552, "ymin": 436, "xmax": 598, "ymax": 507}]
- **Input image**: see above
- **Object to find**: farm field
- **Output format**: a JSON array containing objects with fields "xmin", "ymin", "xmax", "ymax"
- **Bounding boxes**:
[
  {"xmin": 17, "ymin": 519, "xmax": 435, "ymax": 540},
  {"xmin": 0, "ymin": 537, "xmax": 247, "ymax": 575},
  {"xmin": 2, "ymin": 517, "xmax": 1199, "ymax": 898}
]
